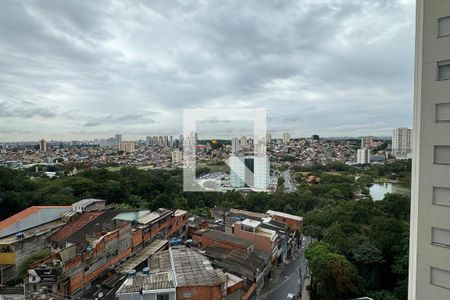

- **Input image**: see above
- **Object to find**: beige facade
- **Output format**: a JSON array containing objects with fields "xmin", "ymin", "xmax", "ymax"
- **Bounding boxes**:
[{"xmin": 409, "ymin": 1, "xmax": 450, "ymax": 299}]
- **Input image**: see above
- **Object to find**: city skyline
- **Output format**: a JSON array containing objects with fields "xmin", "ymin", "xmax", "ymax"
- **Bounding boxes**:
[{"xmin": 0, "ymin": 0, "xmax": 414, "ymax": 141}]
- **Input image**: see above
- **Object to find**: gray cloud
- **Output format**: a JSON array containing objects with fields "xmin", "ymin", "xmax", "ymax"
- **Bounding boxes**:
[{"xmin": 0, "ymin": 0, "xmax": 415, "ymax": 141}]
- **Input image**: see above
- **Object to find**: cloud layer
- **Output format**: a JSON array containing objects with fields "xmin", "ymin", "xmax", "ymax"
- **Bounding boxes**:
[{"xmin": 0, "ymin": 0, "xmax": 415, "ymax": 141}]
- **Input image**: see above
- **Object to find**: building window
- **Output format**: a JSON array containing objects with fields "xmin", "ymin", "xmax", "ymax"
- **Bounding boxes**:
[
  {"xmin": 433, "ymin": 187, "xmax": 450, "ymax": 207},
  {"xmin": 434, "ymin": 145, "xmax": 450, "ymax": 165},
  {"xmin": 157, "ymin": 294, "xmax": 170, "ymax": 300},
  {"xmin": 432, "ymin": 227, "xmax": 450, "ymax": 247},
  {"xmin": 437, "ymin": 60, "xmax": 450, "ymax": 81},
  {"xmin": 439, "ymin": 16, "xmax": 450, "ymax": 37},
  {"xmin": 431, "ymin": 267, "xmax": 450, "ymax": 290},
  {"xmin": 182, "ymin": 291, "xmax": 193, "ymax": 298},
  {"xmin": 436, "ymin": 103, "xmax": 450, "ymax": 122}
]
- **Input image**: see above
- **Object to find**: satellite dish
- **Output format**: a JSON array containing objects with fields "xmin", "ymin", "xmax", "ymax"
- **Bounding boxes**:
[{"xmin": 98, "ymin": 292, "xmax": 104, "ymax": 298}]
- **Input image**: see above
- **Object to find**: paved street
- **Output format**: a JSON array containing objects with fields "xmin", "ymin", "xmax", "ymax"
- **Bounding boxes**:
[
  {"xmin": 267, "ymin": 237, "xmax": 310, "ymax": 300},
  {"xmin": 283, "ymin": 169, "xmax": 297, "ymax": 193}
]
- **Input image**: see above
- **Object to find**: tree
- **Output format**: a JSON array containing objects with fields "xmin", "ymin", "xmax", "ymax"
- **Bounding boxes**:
[{"xmin": 306, "ymin": 242, "xmax": 361, "ymax": 300}]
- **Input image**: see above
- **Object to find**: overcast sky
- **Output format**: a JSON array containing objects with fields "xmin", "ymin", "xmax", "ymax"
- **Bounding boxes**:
[{"xmin": 0, "ymin": 0, "xmax": 415, "ymax": 141}]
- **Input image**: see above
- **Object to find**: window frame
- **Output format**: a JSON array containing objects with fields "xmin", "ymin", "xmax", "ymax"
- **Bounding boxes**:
[
  {"xmin": 437, "ymin": 60, "xmax": 450, "ymax": 81},
  {"xmin": 438, "ymin": 16, "xmax": 450, "ymax": 38}
]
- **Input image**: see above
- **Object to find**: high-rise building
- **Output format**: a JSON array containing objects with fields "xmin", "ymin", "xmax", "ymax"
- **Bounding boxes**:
[
  {"xmin": 119, "ymin": 141, "xmax": 135, "ymax": 153},
  {"xmin": 172, "ymin": 149, "xmax": 182, "ymax": 165},
  {"xmin": 266, "ymin": 133, "xmax": 272, "ymax": 145},
  {"xmin": 115, "ymin": 134, "xmax": 122, "ymax": 145},
  {"xmin": 39, "ymin": 139, "xmax": 47, "ymax": 152},
  {"xmin": 392, "ymin": 128, "xmax": 412, "ymax": 159},
  {"xmin": 361, "ymin": 136, "xmax": 374, "ymax": 148},
  {"xmin": 240, "ymin": 136, "xmax": 247, "ymax": 148},
  {"xmin": 356, "ymin": 148, "xmax": 371, "ymax": 164},
  {"xmin": 231, "ymin": 137, "xmax": 240, "ymax": 154},
  {"xmin": 409, "ymin": 2, "xmax": 450, "ymax": 299},
  {"xmin": 283, "ymin": 132, "xmax": 291, "ymax": 144},
  {"xmin": 169, "ymin": 136, "xmax": 173, "ymax": 147},
  {"xmin": 229, "ymin": 155, "xmax": 269, "ymax": 191}
]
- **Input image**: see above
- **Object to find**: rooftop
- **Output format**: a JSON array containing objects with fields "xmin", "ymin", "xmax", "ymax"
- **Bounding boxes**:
[
  {"xmin": 174, "ymin": 209, "xmax": 188, "ymax": 217},
  {"xmin": 203, "ymin": 246, "xmax": 265, "ymax": 280},
  {"xmin": 195, "ymin": 229, "xmax": 253, "ymax": 248},
  {"xmin": 49, "ymin": 211, "xmax": 104, "ymax": 243},
  {"xmin": 266, "ymin": 210, "xmax": 303, "ymax": 222},
  {"xmin": 149, "ymin": 247, "xmax": 227, "ymax": 287},
  {"xmin": 229, "ymin": 208, "xmax": 268, "ymax": 220},
  {"xmin": 117, "ymin": 239, "xmax": 168, "ymax": 273},
  {"xmin": 0, "ymin": 206, "xmax": 71, "ymax": 239},
  {"xmin": 137, "ymin": 208, "xmax": 172, "ymax": 225},
  {"xmin": 240, "ymin": 219, "xmax": 261, "ymax": 229},
  {"xmin": 72, "ymin": 198, "xmax": 105, "ymax": 207},
  {"xmin": 0, "ymin": 219, "xmax": 66, "ymax": 245},
  {"xmin": 118, "ymin": 272, "xmax": 175, "ymax": 293}
]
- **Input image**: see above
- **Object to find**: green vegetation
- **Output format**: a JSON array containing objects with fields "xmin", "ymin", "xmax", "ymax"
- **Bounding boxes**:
[{"xmin": 0, "ymin": 161, "xmax": 411, "ymax": 299}]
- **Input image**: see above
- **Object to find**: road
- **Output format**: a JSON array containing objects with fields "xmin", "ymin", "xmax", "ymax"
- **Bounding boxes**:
[
  {"xmin": 283, "ymin": 169, "xmax": 297, "ymax": 193},
  {"xmin": 267, "ymin": 237, "xmax": 311, "ymax": 300}
]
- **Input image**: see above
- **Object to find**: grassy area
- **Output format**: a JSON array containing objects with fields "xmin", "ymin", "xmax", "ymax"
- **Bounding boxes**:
[
  {"xmin": 106, "ymin": 166, "xmax": 122, "ymax": 172},
  {"xmin": 197, "ymin": 163, "xmax": 229, "ymax": 173}
]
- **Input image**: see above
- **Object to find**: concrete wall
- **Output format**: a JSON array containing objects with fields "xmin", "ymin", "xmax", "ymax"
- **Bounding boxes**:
[{"xmin": 410, "ymin": 1, "xmax": 450, "ymax": 299}]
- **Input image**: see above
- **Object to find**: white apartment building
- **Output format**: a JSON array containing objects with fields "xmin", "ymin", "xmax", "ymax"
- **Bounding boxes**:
[
  {"xmin": 229, "ymin": 155, "xmax": 269, "ymax": 191},
  {"xmin": 119, "ymin": 141, "xmax": 136, "ymax": 153},
  {"xmin": 231, "ymin": 137, "xmax": 240, "ymax": 154},
  {"xmin": 240, "ymin": 136, "xmax": 247, "ymax": 148},
  {"xmin": 282, "ymin": 132, "xmax": 291, "ymax": 144},
  {"xmin": 172, "ymin": 149, "xmax": 182, "ymax": 165},
  {"xmin": 356, "ymin": 148, "xmax": 371, "ymax": 164},
  {"xmin": 409, "ymin": 2, "xmax": 450, "ymax": 299},
  {"xmin": 392, "ymin": 127, "xmax": 413, "ymax": 159}
]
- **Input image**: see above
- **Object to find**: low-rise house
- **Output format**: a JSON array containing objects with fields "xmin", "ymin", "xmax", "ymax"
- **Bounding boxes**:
[
  {"xmin": 192, "ymin": 229, "xmax": 254, "ymax": 253},
  {"xmin": 116, "ymin": 247, "xmax": 237, "ymax": 300},
  {"xmin": 266, "ymin": 210, "xmax": 303, "ymax": 232},
  {"xmin": 0, "ymin": 206, "xmax": 71, "ymax": 285},
  {"xmin": 25, "ymin": 208, "xmax": 188, "ymax": 298},
  {"xmin": 232, "ymin": 219, "xmax": 279, "ymax": 264},
  {"xmin": 202, "ymin": 246, "xmax": 270, "ymax": 291},
  {"xmin": 71, "ymin": 199, "xmax": 106, "ymax": 213}
]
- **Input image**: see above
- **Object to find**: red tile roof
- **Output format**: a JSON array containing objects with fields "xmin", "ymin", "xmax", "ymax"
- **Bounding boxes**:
[
  {"xmin": 0, "ymin": 206, "xmax": 71, "ymax": 231},
  {"xmin": 49, "ymin": 211, "xmax": 104, "ymax": 242}
]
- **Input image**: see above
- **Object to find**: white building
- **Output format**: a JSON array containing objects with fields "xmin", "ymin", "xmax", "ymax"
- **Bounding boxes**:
[
  {"xmin": 119, "ymin": 141, "xmax": 136, "ymax": 153},
  {"xmin": 282, "ymin": 132, "xmax": 291, "ymax": 144},
  {"xmin": 357, "ymin": 148, "xmax": 371, "ymax": 164},
  {"xmin": 240, "ymin": 136, "xmax": 247, "ymax": 148},
  {"xmin": 409, "ymin": 2, "xmax": 450, "ymax": 299},
  {"xmin": 229, "ymin": 155, "xmax": 269, "ymax": 191},
  {"xmin": 231, "ymin": 137, "xmax": 240, "ymax": 154},
  {"xmin": 172, "ymin": 149, "xmax": 182, "ymax": 165},
  {"xmin": 392, "ymin": 127, "xmax": 412, "ymax": 159}
]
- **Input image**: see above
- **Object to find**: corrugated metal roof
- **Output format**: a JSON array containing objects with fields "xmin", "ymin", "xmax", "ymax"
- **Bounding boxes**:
[
  {"xmin": 195, "ymin": 229, "xmax": 253, "ymax": 247},
  {"xmin": 119, "ymin": 272, "xmax": 175, "ymax": 293},
  {"xmin": 49, "ymin": 211, "xmax": 103, "ymax": 242},
  {"xmin": 117, "ymin": 239, "xmax": 168, "ymax": 273},
  {"xmin": 0, "ymin": 206, "xmax": 71, "ymax": 239}
]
